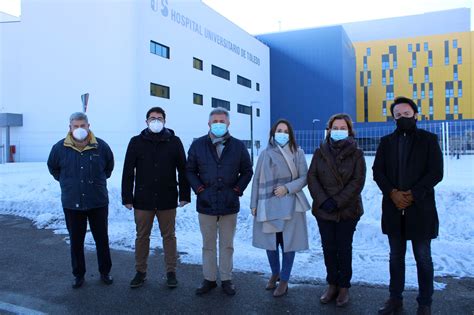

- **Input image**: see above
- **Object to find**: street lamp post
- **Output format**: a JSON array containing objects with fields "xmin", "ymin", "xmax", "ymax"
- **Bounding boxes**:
[{"xmin": 312, "ymin": 118, "xmax": 320, "ymax": 149}]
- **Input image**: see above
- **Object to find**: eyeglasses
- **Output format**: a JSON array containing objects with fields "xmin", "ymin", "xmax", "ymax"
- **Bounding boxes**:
[{"xmin": 147, "ymin": 117, "xmax": 164, "ymax": 123}]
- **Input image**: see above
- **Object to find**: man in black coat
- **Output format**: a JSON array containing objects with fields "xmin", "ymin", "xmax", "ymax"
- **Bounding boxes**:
[
  {"xmin": 186, "ymin": 107, "xmax": 253, "ymax": 296},
  {"xmin": 47, "ymin": 112, "xmax": 114, "ymax": 289},
  {"xmin": 122, "ymin": 107, "xmax": 190, "ymax": 289},
  {"xmin": 373, "ymin": 97, "xmax": 443, "ymax": 315}
]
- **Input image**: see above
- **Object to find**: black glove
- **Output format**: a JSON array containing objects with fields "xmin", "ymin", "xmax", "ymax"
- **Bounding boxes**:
[{"xmin": 320, "ymin": 198, "xmax": 337, "ymax": 213}]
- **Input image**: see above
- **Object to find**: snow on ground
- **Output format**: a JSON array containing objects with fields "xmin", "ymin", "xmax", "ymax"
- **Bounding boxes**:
[{"xmin": 0, "ymin": 155, "xmax": 473, "ymax": 289}]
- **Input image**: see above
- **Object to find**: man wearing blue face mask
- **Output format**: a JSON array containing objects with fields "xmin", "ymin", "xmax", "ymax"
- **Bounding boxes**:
[
  {"xmin": 186, "ymin": 107, "xmax": 253, "ymax": 296},
  {"xmin": 374, "ymin": 97, "xmax": 443, "ymax": 315}
]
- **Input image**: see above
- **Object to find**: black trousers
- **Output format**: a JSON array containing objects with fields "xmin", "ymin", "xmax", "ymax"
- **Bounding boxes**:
[
  {"xmin": 316, "ymin": 217, "xmax": 358, "ymax": 288},
  {"xmin": 388, "ymin": 236, "xmax": 434, "ymax": 306},
  {"xmin": 63, "ymin": 206, "xmax": 112, "ymax": 278}
]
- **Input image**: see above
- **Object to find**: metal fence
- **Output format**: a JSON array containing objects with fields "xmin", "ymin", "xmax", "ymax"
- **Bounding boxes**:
[{"xmin": 296, "ymin": 120, "xmax": 474, "ymax": 156}]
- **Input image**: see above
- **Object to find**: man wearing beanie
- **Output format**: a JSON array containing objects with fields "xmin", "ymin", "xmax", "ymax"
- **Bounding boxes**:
[{"xmin": 373, "ymin": 96, "xmax": 443, "ymax": 315}]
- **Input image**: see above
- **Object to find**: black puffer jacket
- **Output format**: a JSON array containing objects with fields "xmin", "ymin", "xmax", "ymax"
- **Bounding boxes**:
[
  {"xmin": 307, "ymin": 138, "xmax": 366, "ymax": 222},
  {"xmin": 186, "ymin": 134, "xmax": 253, "ymax": 216},
  {"xmin": 121, "ymin": 128, "xmax": 190, "ymax": 211}
]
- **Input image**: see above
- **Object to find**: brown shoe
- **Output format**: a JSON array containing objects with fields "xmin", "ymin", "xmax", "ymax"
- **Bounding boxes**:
[
  {"xmin": 273, "ymin": 281, "xmax": 288, "ymax": 297},
  {"xmin": 320, "ymin": 284, "xmax": 338, "ymax": 304},
  {"xmin": 378, "ymin": 298, "xmax": 403, "ymax": 314},
  {"xmin": 336, "ymin": 288, "xmax": 349, "ymax": 307},
  {"xmin": 265, "ymin": 274, "xmax": 279, "ymax": 290}
]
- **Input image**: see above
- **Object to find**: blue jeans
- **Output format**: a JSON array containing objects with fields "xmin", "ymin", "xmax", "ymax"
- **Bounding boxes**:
[
  {"xmin": 388, "ymin": 236, "xmax": 434, "ymax": 306},
  {"xmin": 316, "ymin": 217, "xmax": 358, "ymax": 288},
  {"xmin": 266, "ymin": 232, "xmax": 295, "ymax": 282}
]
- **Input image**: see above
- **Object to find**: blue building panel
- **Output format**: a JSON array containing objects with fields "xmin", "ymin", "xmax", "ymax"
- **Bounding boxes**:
[{"xmin": 257, "ymin": 26, "xmax": 356, "ymax": 132}]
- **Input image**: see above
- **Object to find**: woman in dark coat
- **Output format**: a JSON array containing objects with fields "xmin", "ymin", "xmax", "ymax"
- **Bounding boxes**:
[{"xmin": 307, "ymin": 113, "xmax": 366, "ymax": 307}]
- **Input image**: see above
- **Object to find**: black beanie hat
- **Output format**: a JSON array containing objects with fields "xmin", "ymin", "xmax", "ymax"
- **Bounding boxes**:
[{"xmin": 390, "ymin": 96, "xmax": 418, "ymax": 117}]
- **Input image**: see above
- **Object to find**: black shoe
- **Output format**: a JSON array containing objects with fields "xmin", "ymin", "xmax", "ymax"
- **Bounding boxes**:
[
  {"xmin": 195, "ymin": 280, "xmax": 217, "ymax": 295},
  {"xmin": 100, "ymin": 274, "xmax": 113, "ymax": 285},
  {"xmin": 130, "ymin": 271, "xmax": 147, "ymax": 288},
  {"xmin": 166, "ymin": 272, "xmax": 178, "ymax": 288},
  {"xmin": 417, "ymin": 305, "xmax": 431, "ymax": 315},
  {"xmin": 378, "ymin": 298, "xmax": 403, "ymax": 315},
  {"xmin": 72, "ymin": 276, "xmax": 84, "ymax": 289},
  {"xmin": 221, "ymin": 280, "xmax": 236, "ymax": 296}
]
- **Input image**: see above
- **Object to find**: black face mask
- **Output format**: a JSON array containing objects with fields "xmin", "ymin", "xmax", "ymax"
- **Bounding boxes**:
[{"xmin": 396, "ymin": 116, "xmax": 417, "ymax": 131}]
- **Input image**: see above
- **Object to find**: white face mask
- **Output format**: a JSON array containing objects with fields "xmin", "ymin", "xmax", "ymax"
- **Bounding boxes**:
[
  {"xmin": 72, "ymin": 128, "xmax": 88, "ymax": 141},
  {"xmin": 149, "ymin": 120, "xmax": 164, "ymax": 133}
]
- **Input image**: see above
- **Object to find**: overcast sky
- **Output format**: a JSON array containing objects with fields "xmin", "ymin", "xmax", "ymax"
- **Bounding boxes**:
[{"xmin": 202, "ymin": 0, "xmax": 473, "ymax": 35}]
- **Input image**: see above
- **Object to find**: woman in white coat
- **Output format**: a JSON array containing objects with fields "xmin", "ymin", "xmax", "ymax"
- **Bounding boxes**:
[{"xmin": 250, "ymin": 119, "xmax": 311, "ymax": 297}]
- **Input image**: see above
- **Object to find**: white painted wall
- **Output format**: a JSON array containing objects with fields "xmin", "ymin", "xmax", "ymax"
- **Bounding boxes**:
[{"xmin": 0, "ymin": 0, "xmax": 270, "ymax": 162}]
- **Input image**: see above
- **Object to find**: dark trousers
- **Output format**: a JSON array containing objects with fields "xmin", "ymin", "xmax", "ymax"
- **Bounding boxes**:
[
  {"xmin": 388, "ymin": 235, "xmax": 433, "ymax": 306},
  {"xmin": 63, "ymin": 206, "xmax": 112, "ymax": 278},
  {"xmin": 316, "ymin": 217, "xmax": 358, "ymax": 288},
  {"xmin": 266, "ymin": 232, "xmax": 296, "ymax": 282}
]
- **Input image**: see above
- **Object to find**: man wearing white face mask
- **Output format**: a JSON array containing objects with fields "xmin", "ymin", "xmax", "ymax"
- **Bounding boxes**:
[
  {"xmin": 186, "ymin": 107, "xmax": 253, "ymax": 296},
  {"xmin": 122, "ymin": 106, "xmax": 190, "ymax": 289},
  {"xmin": 47, "ymin": 112, "xmax": 115, "ymax": 289}
]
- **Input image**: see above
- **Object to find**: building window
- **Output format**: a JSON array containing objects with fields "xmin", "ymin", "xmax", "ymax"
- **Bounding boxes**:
[
  {"xmin": 408, "ymin": 43, "xmax": 412, "ymax": 52},
  {"xmin": 237, "ymin": 104, "xmax": 252, "ymax": 115},
  {"xmin": 454, "ymin": 98, "xmax": 459, "ymax": 114},
  {"xmin": 416, "ymin": 43, "xmax": 420, "ymax": 52},
  {"xmin": 366, "ymin": 47, "xmax": 371, "ymax": 56},
  {"xmin": 211, "ymin": 65, "xmax": 230, "ymax": 80},
  {"xmin": 382, "ymin": 107, "xmax": 387, "ymax": 116},
  {"xmin": 421, "ymin": 83, "xmax": 425, "ymax": 99},
  {"xmin": 382, "ymin": 76, "xmax": 386, "ymax": 86},
  {"xmin": 389, "ymin": 70, "xmax": 394, "ymax": 84},
  {"xmin": 429, "ymin": 83, "xmax": 433, "ymax": 99},
  {"xmin": 444, "ymin": 40, "xmax": 449, "ymax": 65},
  {"xmin": 381, "ymin": 55, "xmax": 389, "ymax": 70},
  {"xmin": 367, "ymin": 71, "xmax": 372, "ymax": 86},
  {"xmin": 457, "ymin": 48, "xmax": 462, "ymax": 64},
  {"xmin": 417, "ymin": 99, "xmax": 422, "ymax": 114},
  {"xmin": 409, "ymin": 68, "xmax": 413, "ymax": 84},
  {"xmin": 393, "ymin": 60, "xmax": 398, "ymax": 69},
  {"xmin": 445, "ymin": 98, "xmax": 450, "ymax": 114},
  {"xmin": 360, "ymin": 72, "xmax": 364, "ymax": 87},
  {"xmin": 193, "ymin": 57, "xmax": 203, "ymax": 70},
  {"xmin": 150, "ymin": 82, "xmax": 170, "ymax": 99},
  {"xmin": 428, "ymin": 50, "xmax": 433, "ymax": 67},
  {"xmin": 193, "ymin": 93, "xmax": 203, "ymax": 105},
  {"xmin": 256, "ymin": 82, "xmax": 260, "ymax": 91},
  {"xmin": 211, "ymin": 97, "xmax": 230, "ymax": 110},
  {"xmin": 453, "ymin": 39, "xmax": 458, "ymax": 48},
  {"xmin": 424, "ymin": 42, "xmax": 428, "ymax": 51},
  {"xmin": 458, "ymin": 81, "xmax": 463, "ymax": 97},
  {"xmin": 424, "ymin": 67, "xmax": 429, "ymax": 83},
  {"xmin": 413, "ymin": 84, "xmax": 417, "ymax": 99},
  {"xmin": 363, "ymin": 56, "xmax": 368, "ymax": 70},
  {"xmin": 237, "ymin": 75, "xmax": 251, "ymax": 88},
  {"xmin": 412, "ymin": 52, "xmax": 417, "ymax": 68},
  {"xmin": 429, "ymin": 99, "xmax": 434, "ymax": 115},
  {"xmin": 256, "ymin": 108, "xmax": 260, "ymax": 117},
  {"xmin": 150, "ymin": 40, "xmax": 170, "ymax": 59},
  {"xmin": 453, "ymin": 65, "xmax": 458, "ymax": 81}
]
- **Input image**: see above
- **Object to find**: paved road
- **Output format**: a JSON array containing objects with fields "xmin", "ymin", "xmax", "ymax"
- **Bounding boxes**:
[{"xmin": 0, "ymin": 214, "xmax": 473, "ymax": 314}]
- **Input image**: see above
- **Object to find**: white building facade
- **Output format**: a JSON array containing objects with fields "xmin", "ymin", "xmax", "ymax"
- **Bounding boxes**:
[{"xmin": 0, "ymin": 0, "xmax": 270, "ymax": 162}]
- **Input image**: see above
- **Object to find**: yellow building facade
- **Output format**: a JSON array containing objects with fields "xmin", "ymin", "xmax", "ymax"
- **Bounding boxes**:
[{"xmin": 355, "ymin": 32, "xmax": 473, "ymax": 122}]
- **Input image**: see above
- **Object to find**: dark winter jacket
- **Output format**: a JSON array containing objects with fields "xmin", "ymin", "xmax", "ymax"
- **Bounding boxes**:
[
  {"xmin": 121, "ymin": 128, "xmax": 190, "ymax": 211},
  {"xmin": 186, "ymin": 134, "xmax": 253, "ymax": 216},
  {"xmin": 307, "ymin": 138, "xmax": 366, "ymax": 222},
  {"xmin": 372, "ymin": 127, "xmax": 443, "ymax": 240},
  {"xmin": 47, "ymin": 132, "xmax": 114, "ymax": 210}
]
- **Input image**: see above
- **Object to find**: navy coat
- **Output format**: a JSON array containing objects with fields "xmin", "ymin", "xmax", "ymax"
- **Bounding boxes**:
[
  {"xmin": 47, "ymin": 135, "xmax": 114, "ymax": 210},
  {"xmin": 186, "ymin": 134, "xmax": 253, "ymax": 216},
  {"xmin": 373, "ymin": 128, "xmax": 443, "ymax": 240}
]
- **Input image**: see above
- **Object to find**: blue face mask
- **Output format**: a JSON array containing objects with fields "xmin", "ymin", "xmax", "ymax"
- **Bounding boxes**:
[
  {"xmin": 330, "ymin": 130, "xmax": 349, "ymax": 141},
  {"xmin": 274, "ymin": 132, "xmax": 289, "ymax": 146},
  {"xmin": 210, "ymin": 123, "xmax": 227, "ymax": 137}
]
